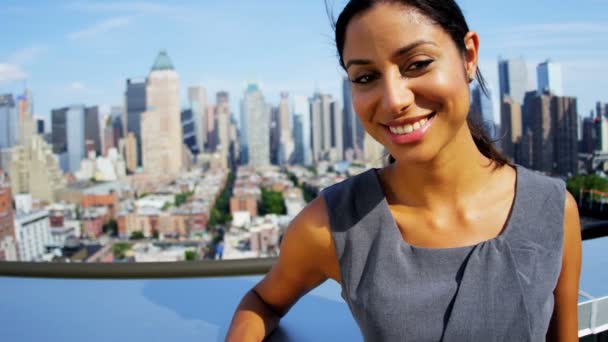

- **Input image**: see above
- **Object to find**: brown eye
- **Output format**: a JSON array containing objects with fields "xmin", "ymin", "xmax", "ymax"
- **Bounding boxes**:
[
  {"xmin": 405, "ymin": 60, "xmax": 434, "ymax": 72},
  {"xmin": 351, "ymin": 73, "xmax": 378, "ymax": 84}
]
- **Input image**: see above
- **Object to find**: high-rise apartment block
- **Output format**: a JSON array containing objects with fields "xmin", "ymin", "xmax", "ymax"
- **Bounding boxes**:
[
  {"xmin": 240, "ymin": 83, "xmax": 270, "ymax": 168},
  {"xmin": 124, "ymin": 78, "xmax": 147, "ymax": 167},
  {"xmin": 537, "ymin": 60, "xmax": 563, "ymax": 96},
  {"xmin": 51, "ymin": 105, "xmax": 86, "ymax": 173},
  {"xmin": 0, "ymin": 94, "xmax": 19, "ymax": 164},
  {"xmin": 141, "ymin": 50, "xmax": 185, "ymax": 178}
]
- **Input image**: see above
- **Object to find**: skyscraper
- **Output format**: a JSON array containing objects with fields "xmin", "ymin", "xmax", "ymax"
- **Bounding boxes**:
[
  {"xmin": 500, "ymin": 96, "xmax": 522, "ymax": 161},
  {"xmin": 310, "ymin": 92, "xmax": 334, "ymax": 162},
  {"xmin": 216, "ymin": 91, "xmax": 231, "ymax": 168},
  {"xmin": 581, "ymin": 117, "xmax": 597, "ymax": 154},
  {"xmin": 0, "ymin": 94, "xmax": 19, "ymax": 152},
  {"xmin": 188, "ymin": 86, "xmax": 208, "ymax": 153},
  {"xmin": 84, "ymin": 106, "xmax": 102, "ymax": 155},
  {"xmin": 524, "ymin": 92, "xmax": 552, "ymax": 173},
  {"xmin": 342, "ymin": 78, "xmax": 365, "ymax": 160},
  {"xmin": 293, "ymin": 95, "xmax": 312, "ymax": 165},
  {"xmin": 181, "ymin": 108, "xmax": 197, "ymax": 154},
  {"xmin": 330, "ymin": 100, "xmax": 344, "ymax": 161},
  {"xmin": 141, "ymin": 50, "xmax": 184, "ymax": 178},
  {"xmin": 552, "ymin": 96, "xmax": 578, "ymax": 176},
  {"xmin": 498, "ymin": 58, "xmax": 528, "ymax": 105},
  {"xmin": 469, "ymin": 84, "xmax": 495, "ymax": 138},
  {"xmin": 278, "ymin": 92, "xmax": 294, "ymax": 165},
  {"xmin": 9, "ymin": 104, "xmax": 65, "ymax": 203},
  {"xmin": 124, "ymin": 78, "xmax": 146, "ymax": 167},
  {"xmin": 240, "ymin": 83, "xmax": 270, "ymax": 168},
  {"xmin": 270, "ymin": 106, "xmax": 280, "ymax": 165},
  {"xmin": 52, "ymin": 105, "xmax": 86, "ymax": 173},
  {"xmin": 537, "ymin": 60, "xmax": 563, "ymax": 96}
]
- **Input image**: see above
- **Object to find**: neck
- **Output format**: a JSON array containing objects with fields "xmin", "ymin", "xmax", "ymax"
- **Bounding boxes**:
[{"xmin": 382, "ymin": 124, "xmax": 498, "ymax": 210}]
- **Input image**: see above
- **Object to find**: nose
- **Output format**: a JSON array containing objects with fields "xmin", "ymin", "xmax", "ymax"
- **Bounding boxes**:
[{"xmin": 381, "ymin": 71, "xmax": 414, "ymax": 116}]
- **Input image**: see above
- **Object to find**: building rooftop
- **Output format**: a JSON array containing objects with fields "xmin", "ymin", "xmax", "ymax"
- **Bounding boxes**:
[{"xmin": 151, "ymin": 49, "xmax": 175, "ymax": 72}]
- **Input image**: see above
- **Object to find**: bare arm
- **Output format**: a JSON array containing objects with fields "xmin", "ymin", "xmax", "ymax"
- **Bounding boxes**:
[
  {"xmin": 225, "ymin": 196, "xmax": 339, "ymax": 342},
  {"xmin": 546, "ymin": 191, "xmax": 582, "ymax": 342}
]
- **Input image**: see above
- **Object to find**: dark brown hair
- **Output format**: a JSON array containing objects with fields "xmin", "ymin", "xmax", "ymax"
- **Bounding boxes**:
[{"xmin": 330, "ymin": 0, "xmax": 510, "ymax": 167}]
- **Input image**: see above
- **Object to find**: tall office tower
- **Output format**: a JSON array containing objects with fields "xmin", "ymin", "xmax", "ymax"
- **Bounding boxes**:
[
  {"xmin": 469, "ymin": 84, "xmax": 495, "ymax": 137},
  {"xmin": 36, "ymin": 118, "xmax": 45, "ymax": 134},
  {"xmin": 330, "ymin": 100, "xmax": 344, "ymax": 161},
  {"xmin": 342, "ymin": 78, "xmax": 365, "ymax": 160},
  {"xmin": 229, "ymin": 115, "xmax": 240, "ymax": 168},
  {"xmin": 500, "ymin": 96, "xmax": 522, "ymax": 161},
  {"xmin": 552, "ymin": 96, "xmax": 578, "ymax": 175},
  {"xmin": 0, "ymin": 179, "xmax": 18, "ymax": 261},
  {"xmin": 498, "ymin": 58, "xmax": 528, "ymax": 105},
  {"xmin": 310, "ymin": 92, "xmax": 334, "ymax": 162},
  {"xmin": 123, "ymin": 132, "xmax": 138, "ymax": 173},
  {"xmin": 293, "ymin": 95, "xmax": 312, "ymax": 165},
  {"xmin": 17, "ymin": 89, "xmax": 33, "ymax": 124},
  {"xmin": 524, "ymin": 92, "xmax": 552, "ymax": 173},
  {"xmin": 581, "ymin": 117, "xmax": 597, "ymax": 154},
  {"xmin": 84, "ymin": 106, "xmax": 102, "ymax": 155},
  {"xmin": 240, "ymin": 83, "xmax": 270, "ymax": 168},
  {"xmin": 52, "ymin": 105, "xmax": 86, "ymax": 173},
  {"xmin": 140, "ymin": 50, "xmax": 184, "ymax": 178},
  {"xmin": 537, "ymin": 60, "xmax": 563, "ymax": 96},
  {"xmin": 278, "ymin": 92, "xmax": 294, "ymax": 165},
  {"xmin": 181, "ymin": 109, "xmax": 198, "ymax": 154},
  {"xmin": 187, "ymin": 86, "xmax": 207, "ymax": 153},
  {"xmin": 596, "ymin": 116, "xmax": 608, "ymax": 152},
  {"xmin": 363, "ymin": 132, "xmax": 385, "ymax": 167},
  {"xmin": 206, "ymin": 105, "xmax": 218, "ymax": 151},
  {"xmin": 216, "ymin": 104, "xmax": 230, "ymax": 169},
  {"xmin": 597, "ymin": 102, "xmax": 607, "ymax": 120},
  {"xmin": 270, "ymin": 106, "xmax": 280, "ymax": 165},
  {"xmin": 124, "ymin": 78, "xmax": 147, "ymax": 167},
  {"xmin": 9, "ymin": 108, "xmax": 66, "ymax": 203},
  {"xmin": 0, "ymin": 94, "xmax": 19, "ymax": 152},
  {"xmin": 216, "ymin": 91, "xmax": 231, "ymax": 168}
]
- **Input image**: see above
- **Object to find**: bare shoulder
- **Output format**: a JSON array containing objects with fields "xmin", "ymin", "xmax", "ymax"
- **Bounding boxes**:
[
  {"xmin": 563, "ymin": 190, "xmax": 582, "ymax": 247},
  {"xmin": 252, "ymin": 195, "xmax": 340, "ymax": 317},
  {"xmin": 279, "ymin": 195, "xmax": 339, "ymax": 281}
]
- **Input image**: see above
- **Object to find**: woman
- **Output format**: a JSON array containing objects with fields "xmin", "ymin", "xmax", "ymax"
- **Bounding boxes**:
[{"xmin": 226, "ymin": 0, "xmax": 581, "ymax": 341}]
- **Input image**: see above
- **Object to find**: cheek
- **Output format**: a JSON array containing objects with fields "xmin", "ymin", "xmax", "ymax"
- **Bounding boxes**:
[
  {"xmin": 417, "ymin": 69, "xmax": 469, "ymax": 121},
  {"xmin": 352, "ymin": 90, "xmax": 378, "ymax": 123}
]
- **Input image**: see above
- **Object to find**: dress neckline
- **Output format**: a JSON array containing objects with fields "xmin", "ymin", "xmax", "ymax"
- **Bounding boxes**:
[{"xmin": 370, "ymin": 164, "xmax": 521, "ymax": 251}]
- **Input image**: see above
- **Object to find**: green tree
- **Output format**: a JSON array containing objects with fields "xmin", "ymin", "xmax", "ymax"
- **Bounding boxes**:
[
  {"xmin": 174, "ymin": 191, "xmax": 194, "ymax": 207},
  {"xmin": 184, "ymin": 250, "xmax": 198, "ymax": 261},
  {"xmin": 130, "ymin": 231, "xmax": 145, "ymax": 240},
  {"xmin": 259, "ymin": 188, "xmax": 286, "ymax": 216},
  {"xmin": 113, "ymin": 243, "xmax": 131, "ymax": 260},
  {"xmin": 567, "ymin": 175, "xmax": 608, "ymax": 201},
  {"xmin": 102, "ymin": 219, "xmax": 118, "ymax": 236}
]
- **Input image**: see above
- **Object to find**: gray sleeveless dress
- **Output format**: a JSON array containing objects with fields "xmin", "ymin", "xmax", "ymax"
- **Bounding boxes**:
[{"xmin": 321, "ymin": 165, "xmax": 565, "ymax": 341}]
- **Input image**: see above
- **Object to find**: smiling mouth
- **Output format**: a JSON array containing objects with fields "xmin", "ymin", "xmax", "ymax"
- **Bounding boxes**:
[{"xmin": 384, "ymin": 112, "xmax": 436, "ymax": 135}]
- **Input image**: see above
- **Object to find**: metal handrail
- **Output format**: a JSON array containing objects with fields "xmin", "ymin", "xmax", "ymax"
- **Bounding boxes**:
[
  {"xmin": 0, "ymin": 257, "xmax": 277, "ymax": 279},
  {"xmin": 0, "ymin": 222, "xmax": 606, "ymax": 280}
]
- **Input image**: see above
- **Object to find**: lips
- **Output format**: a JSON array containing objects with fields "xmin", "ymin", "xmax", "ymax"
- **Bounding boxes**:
[{"xmin": 384, "ymin": 112, "xmax": 436, "ymax": 127}]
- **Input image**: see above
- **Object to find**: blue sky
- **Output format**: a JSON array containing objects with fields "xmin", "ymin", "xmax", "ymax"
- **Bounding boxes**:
[{"xmin": 1, "ymin": 0, "xmax": 607, "ymax": 125}]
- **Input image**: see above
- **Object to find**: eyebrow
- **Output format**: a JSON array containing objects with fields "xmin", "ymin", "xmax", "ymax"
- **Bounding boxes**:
[{"xmin": 345, "ymin": 40, "xmax": 438, "ymax": 70}]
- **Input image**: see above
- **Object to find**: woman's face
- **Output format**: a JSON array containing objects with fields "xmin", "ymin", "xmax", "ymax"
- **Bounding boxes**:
[{"xmin": 342, "ymin": 3, "xmax": 478, "ymax": 164}]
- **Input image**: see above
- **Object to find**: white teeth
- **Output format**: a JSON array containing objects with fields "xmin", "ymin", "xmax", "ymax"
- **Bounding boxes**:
[{"xmin": 388, "ymin": 115, "xmax": 431, "ymax": 135}]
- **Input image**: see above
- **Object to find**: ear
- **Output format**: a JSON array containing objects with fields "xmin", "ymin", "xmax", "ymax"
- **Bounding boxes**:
[{"xmin": 463, "ymin": 31, "xmax": 480, "ymax": 81}]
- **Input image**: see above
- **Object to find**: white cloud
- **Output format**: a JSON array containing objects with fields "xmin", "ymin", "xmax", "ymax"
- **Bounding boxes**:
[
  {"xmin": 0, "ymin": 64, "xmax": 27, "ymax": 83},
  {"xmin": 68, "ymin": 16, "xmax": 133, "ymax": 40},
  {"xmin": 6, "ymin": 44, "xmax": 48, "ymax": 65},
  {"xmin": 65, "ymin": 2, "xmax": 191, "ymax": 15},
  {"xmin": 70, "ymin": 81, "xmax": 86, "ymax": 90}
]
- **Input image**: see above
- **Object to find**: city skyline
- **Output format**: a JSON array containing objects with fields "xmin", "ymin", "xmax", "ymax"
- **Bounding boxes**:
[{"xmin": 0, "ymin": 0, "xmax": 606, "ymax": 123}]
